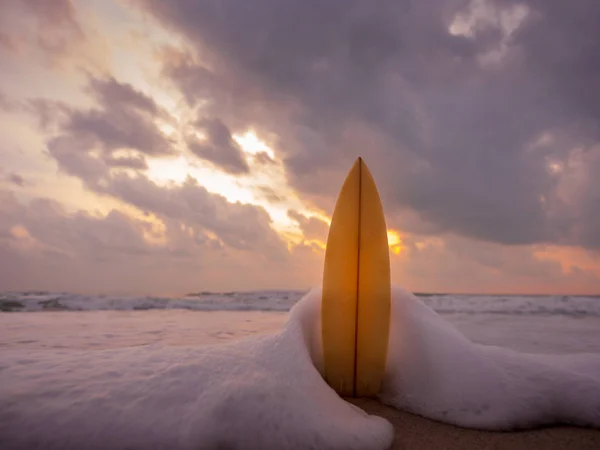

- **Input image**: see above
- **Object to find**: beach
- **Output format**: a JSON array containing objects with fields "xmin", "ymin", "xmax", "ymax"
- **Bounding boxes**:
[
  {"xmin": 353, "ymin": 399, "xmax": 600, "ymax": 450},
  {"xmin": 1, "ymin": 289, "xmax": 600, "ymax": 449},
  {"xmin": 3, "ymin": 1, "xmax": 600, "ymax": 447}
]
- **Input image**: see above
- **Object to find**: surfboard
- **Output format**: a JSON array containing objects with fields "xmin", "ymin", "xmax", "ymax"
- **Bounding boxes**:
[{"xmin": 322, "ymin": 157, "xmax": 391, "ymax": 398}]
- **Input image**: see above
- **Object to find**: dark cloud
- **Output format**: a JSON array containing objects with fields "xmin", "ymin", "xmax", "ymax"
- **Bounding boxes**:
[
  {"xmin": 140, "ymin": 0, "xmax": 600, "ymax": 252},
  {"xmin": 66, "ymin": 77, "xmax": 173, "ymax": 156},
  {"xmin": 0, "ymin": 189, "xmax": 211, "ymax": 293},
  {"xmin": 100, "ymin": 174, "xmax": 286, "ymax": 258},
  {"xmin": 545, "ymin": 145, "xmax": 600, "ymax": 250},
  {"xmin": 254, "ymin": 152, "xmax": 276, "ymax": 166},
  {"xmin": 47, "ymin": 134, "xmax": 109, "ymax": 184},
  {"xmin": 0, "ymin": 190, "xmax": 149, "ymax": 261},
  {"xmin": 0, "ymin": 188, "xmax": 316, "ymax": 293},
  {"xmin": 160, "ymin": 48, "xmax": 225, "ymax": 107},
  {"xmin": 33, "ymin": 76, "xmax": 173, "ymax": 183},
  {"xmin": 32, "ymin": 77, "xmax": 173, "ymax": 160},
  {"xmin": 187, "ymin": 117, "xmax": 250, "ymax": 174},
  {"xmin": 87, "ymin": 77, "xmax": 159, "ymax": 116},
  {"xmin": 7, "ymin": 173, "xmax": 26, "ymax": 187},
  {"xmin": 287, "ymin": 210, "xmax": 329, "ymax": 242},
  {"xmin": 258, "ymin": 186, "xmax": 284, "ymax": 203},
  {"xmin": 512, "ymin": 0, "xmax": 600, "ymax": 135},
  {"xmin": 103, "ymin": 154, "xmax": 148, "ymax": 170},
  {"xmin": 26, "ymin": 98, "xmax": 73, "ymax": 131},
  {"xmin": 30, "ymin": 74, "xmax": 289, "ymax": 263}
]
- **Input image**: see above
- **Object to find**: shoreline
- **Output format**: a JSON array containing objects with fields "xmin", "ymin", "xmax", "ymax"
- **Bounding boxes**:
[{"xmin": 351, "ymin": 399, "xmax": 600, "ymax": 449}]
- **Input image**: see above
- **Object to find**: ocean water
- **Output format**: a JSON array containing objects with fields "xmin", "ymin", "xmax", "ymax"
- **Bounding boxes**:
[
  {"xmin": 1, "ymin": 288, "xmax": 599, "ymax": 449},
  {"xmin": 2, "ymin": 290, "xmax": 600, "ymax": 353},
  {"xmin": 2, "ymin": 290, "xmax": 600, "ymax": 316}
]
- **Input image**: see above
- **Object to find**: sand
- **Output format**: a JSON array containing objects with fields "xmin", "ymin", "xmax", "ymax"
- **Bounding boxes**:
[{"xmin": 352, "ymin": 399, "xmax": 600, "ymax": 450}]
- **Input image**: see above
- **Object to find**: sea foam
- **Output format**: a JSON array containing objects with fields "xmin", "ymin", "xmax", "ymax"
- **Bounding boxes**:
[
  {"xmin": 0, "ymin": 289, "xmax": 392, "ymax": 450},
  {"xmin": 381, "ymin": 286, "xmax": 600, "ymax": 429},
  {"xmin": 1, "ymin": 287, "xmax": 599, "ymax": 449}
]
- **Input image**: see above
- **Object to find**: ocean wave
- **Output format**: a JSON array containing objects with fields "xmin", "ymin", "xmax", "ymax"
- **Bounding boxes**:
[
  {"xmin": 420, "ymin": 294, "xmax": 600, "ymax": 317},
  {"xmin": 0, "ymin": 290, "xmax": 306, "ymax": 313},
  {"xmin": 1, "ymin": 290, "xmax": 599, "ymax": 316}
]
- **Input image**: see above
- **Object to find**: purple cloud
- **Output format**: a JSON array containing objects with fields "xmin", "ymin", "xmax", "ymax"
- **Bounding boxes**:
[{"xmin": 139, "ymin": 0, "xmax": 600, "ymax": 251}]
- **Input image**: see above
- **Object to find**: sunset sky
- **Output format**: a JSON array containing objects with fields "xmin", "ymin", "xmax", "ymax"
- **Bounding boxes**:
[{"xmin": 1, "ymin": 0, "xmax": 599, "ymax": 295}]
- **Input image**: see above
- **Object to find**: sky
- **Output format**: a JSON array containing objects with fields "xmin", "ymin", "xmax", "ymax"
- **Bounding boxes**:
[{"xmin": 0, "ymin": 0, "xmax": 599, "ymax": 295}]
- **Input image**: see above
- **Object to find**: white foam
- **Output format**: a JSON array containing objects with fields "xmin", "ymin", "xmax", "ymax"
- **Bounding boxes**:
[
  {"xmin": 1, "ymin": 287, "xmax": 599, "ymax": 449},
  {"xmin": 0, "ymin": 289, "xmax": 392, "ymax": 450},
  {"xmin": 380, "ymin": 286, "xmax": 600, "ymax": 429}
]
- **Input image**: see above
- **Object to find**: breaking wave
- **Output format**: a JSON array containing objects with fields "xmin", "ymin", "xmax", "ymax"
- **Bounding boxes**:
[{"xmin": 1, "ymin": 290, "xmax": 599, "ymax": 317}]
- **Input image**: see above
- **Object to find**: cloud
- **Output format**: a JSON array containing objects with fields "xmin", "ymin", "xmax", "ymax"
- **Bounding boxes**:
[
  {"xmin": 2, "ymin": 0, "xmax": 599, "ymax": 294},
  {"xmin": 160, "ymin": 48, "xmax": 225, "ymax": 108},
  {"xmin": 0, "ymin": 188, "xmax": 317, "ymax": 293},
  {"xmin": 6, "ymin": 173, "xmax": 26, "ymax": 187},
  {"xmin": 66, "ymin": 76, "xmax": 173, "ymax": 156},
  {"xmin": 140, "ymin": 0, "xmax": 600, "ymax": 252},
  {"xmin": 100, "ymin": 174, "xmax": 288, "ymax": 258},
  {"xmin": 0, "ymin": 90, "xmax": 17, "ymax": 112},
  {"xmin": 27, "ymin": 76, "xmax": 173, "ymax": 184},
  {"xmin": 25, "ymin": 98, "xmax": 74, "ymax": 131},
  {"xmin": 29, "ymin": 76, "xmax": 173, "ymax": 160},
  {"xmin": 103, "ymin": 154, "xmax": 148, "ymax": 170},
  {"xmin": 0, "ymin": 32, "xmax": 18, "ymax": 53},
  {"xmin": 0, "ymin": 188, "xmax": 207, "ymax": 293},
  {"xmin": 287, "ymin": 210, "xmax": 329, "ymax": 242},
  {"xmin": 47, "ymin": 133, "xmax": 109, "ymax": 185},
  {"xmin": 187, "ymin": 117, "xmax": 250, "ymax": 174},
  {"xmin": 546, "ymin": 145, "xmax": 600, "ymax": 250},
  {"xmin": 254, "ymin": 151, "xmax": 276, "ymax": 166},
  {"xmin": 391, "ymin": 233, "xmax": 600, "ymax": 295},
  {"xmin": 23, "ymin": 72, "xmax": 288, "ymax": 265},
  {"xmin": 21, "ymin": 0, "xmax": 80, "ymax": 29},
  {"xmin": 258, "ymin": 186, "xmax": 284, "ymax": 203},
  {"xmin": 0, "ymin": 0, "xmax": 84, "ymax": 61}
]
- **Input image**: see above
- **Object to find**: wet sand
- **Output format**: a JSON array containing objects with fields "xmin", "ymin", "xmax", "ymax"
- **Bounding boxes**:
[{"xmin": 352, "ymin": 399, "xmax": 600, "ymax": 450}]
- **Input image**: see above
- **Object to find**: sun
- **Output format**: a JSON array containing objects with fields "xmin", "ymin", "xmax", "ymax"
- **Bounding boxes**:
[
  {"xmin": 387, "ymin": 230, "xmax": 403, "ymax": 255},
  {"xmin": 233, "ymin": 131, "xmax": 276, "ymax": 159}
]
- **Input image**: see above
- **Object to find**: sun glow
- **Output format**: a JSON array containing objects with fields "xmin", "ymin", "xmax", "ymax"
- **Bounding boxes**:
[
  {"xmin": 233, "ymin": 131, "xmax": 276, "ymax": 159},
  {"xmin": 387, "ymin": 230, "xmax": 403, "ymax": 255},
  {"xmin": 10, "ymin": 225, "xmax": 31, "ymax": 240},
  {"xmin": 145, "ymin": 126, "xmax": 403, "ymax": 255},
  {"xmin": 145, "ymin": 132, "xmax": 329, "ymax": 247}
]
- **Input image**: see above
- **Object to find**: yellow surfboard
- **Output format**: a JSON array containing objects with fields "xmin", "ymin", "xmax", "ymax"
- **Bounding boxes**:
[{"xmin": 322, "ymin": 157, "xmax": 391, "ymax": 398}]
